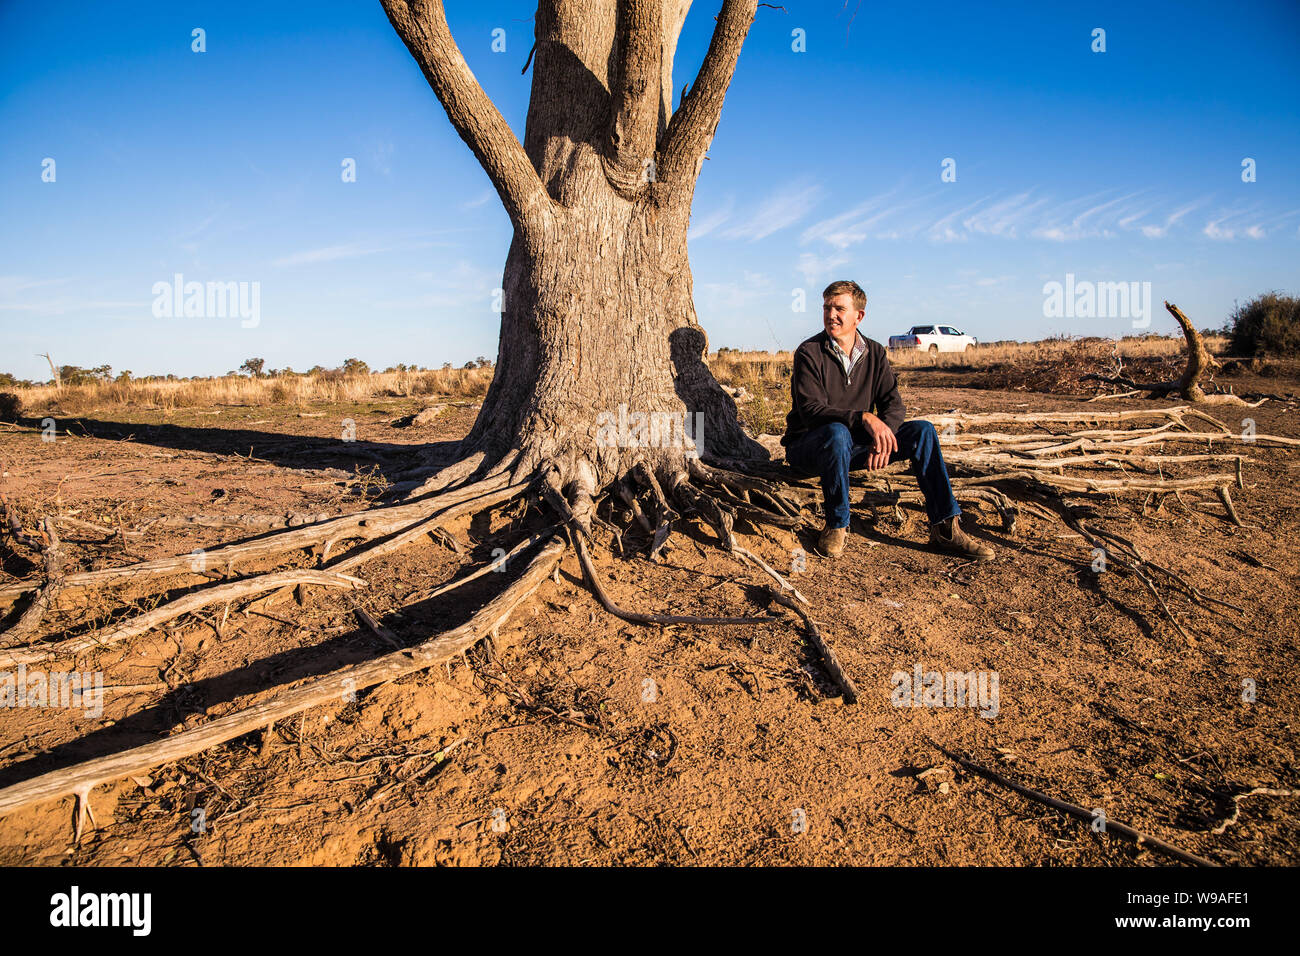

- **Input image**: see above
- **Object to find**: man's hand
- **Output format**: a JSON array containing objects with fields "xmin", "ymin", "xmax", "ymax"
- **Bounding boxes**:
[{"xmin": 860, "ymin": 411, "xmax": 897, "ymax": 470}]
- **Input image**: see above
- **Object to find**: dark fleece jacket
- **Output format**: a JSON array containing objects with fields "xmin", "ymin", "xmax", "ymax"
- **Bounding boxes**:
[{"xmin": 781, "ymin": 331, "xmax": 906, "ymax": 448}]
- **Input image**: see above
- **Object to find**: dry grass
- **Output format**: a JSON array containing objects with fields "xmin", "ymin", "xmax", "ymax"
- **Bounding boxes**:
[
  {"xmin": 706, "ymin": 333, "xmax": 1240, "ymax": 424},
  {"xmin": 12, "ymin": 367, "xmax": 494, "ymax": 416},
  {"xmin": 7, "ymin": 334, "xmax": 1233, "ymax": 419},
  {"xmin": 710, "ymin": 334, "xmax": 1229, "ymax": 379}
]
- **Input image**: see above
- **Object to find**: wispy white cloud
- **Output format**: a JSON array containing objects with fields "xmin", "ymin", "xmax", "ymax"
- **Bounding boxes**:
[
  {"xmin": 461, "ymin": 188, "xmax": 496, "ymax": 210},
  {"xmin": 688, "ymin": 197, "xmax": 735, "ymax": 241},
  {"xmin": 718, "ymin": 181, "xmax": 822, "ymax": 241},
  {"xmin": 1203, "ymin": 205, "xmax": 1300, "ymax": 240},
  {"xmin": 927, "ymin": 194, "xmax": 998, "ymax": 243},
  {"xmin": 0, "ymin": 275, "xmax": 74, "ymax": 297},
  {"xmin": 375, "ymin": 258, "xmax": 499, "ymax": 311},
  {"xmin": 272, "ymin": 233, "xmax": 454, "ymax": 268},
  {"xmin": 697, "ymin": 270, "xmax": 774, "ymax": 314},
  {"xmin": 1138, "ymin": 200, "xmax": 1203, "ymax": 238},
  {"xmin": 800, "ymin": 187, "xmax": 959, "ymax": 246},
  {"xmin": 796, "ymin": 184, "xmax": 1290, "ymax": 247},
  {"xmin": 1030, "ymin": 191, "xmax": 1146, "ymax": 241},
  {"xmin": 796, "ymin": 251, "xmax": 849, "ymax": 286},
  {"xmin": 961, "ymin": 192, "xmax": 1048, "ymax": 238}
]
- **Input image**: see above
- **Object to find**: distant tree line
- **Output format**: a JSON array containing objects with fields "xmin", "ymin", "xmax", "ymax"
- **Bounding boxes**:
[
  {"xmin": 236, "ymin": 357, "xmax": 494, "ymax": 378},
  {"xmin": 0, "ymin": 356, "xmax": 499, "ymax": 388}
]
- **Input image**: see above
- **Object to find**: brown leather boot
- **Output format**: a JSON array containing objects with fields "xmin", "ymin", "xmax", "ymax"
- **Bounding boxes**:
[
  {"xmin": 929, "ymin": 515, "xmax": 994, "ymax": 561},
  {"xmin": 816, "ymin": 524, "xmax": 847, "ymax": 558}
]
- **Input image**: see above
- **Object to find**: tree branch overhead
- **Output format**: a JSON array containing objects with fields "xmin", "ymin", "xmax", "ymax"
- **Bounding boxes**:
[
  {"xmin": 381, "ymin": 0, "xmax": 552, "ymax": 230},
  {"xmin": 659, "ymin": 0, "xmax": 759, "ymax": 182}
]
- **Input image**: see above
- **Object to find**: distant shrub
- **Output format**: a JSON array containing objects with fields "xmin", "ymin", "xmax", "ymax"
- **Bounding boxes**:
[
  {"xmin": 1225, "ymin": 292, "xmax": 1300, "ymax": 356},
  {"xmin": 0, "ymin": 392, "xmax": 22, "ymax": 422}
]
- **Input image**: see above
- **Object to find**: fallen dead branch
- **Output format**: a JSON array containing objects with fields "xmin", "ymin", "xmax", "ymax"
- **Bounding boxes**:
[{"xmin": 1079, "ymin": 302, "xmax": 1217, "ymax": 401}]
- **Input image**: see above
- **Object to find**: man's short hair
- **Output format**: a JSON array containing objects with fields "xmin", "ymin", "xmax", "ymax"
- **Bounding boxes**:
[{"xmin": 823, "ymin": 280, "xmax": 866, "ymax": 312}]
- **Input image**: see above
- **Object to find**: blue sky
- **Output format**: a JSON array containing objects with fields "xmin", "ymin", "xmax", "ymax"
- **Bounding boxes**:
[{"xmin": 2, "ymin": 0, "xmax": 1298, "ymax": 380}]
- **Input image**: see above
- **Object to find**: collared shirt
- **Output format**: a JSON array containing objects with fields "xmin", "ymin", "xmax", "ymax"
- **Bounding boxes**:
[{"xmin": 828, "ymin": 329, "xmax": 866, "ymax": 378}]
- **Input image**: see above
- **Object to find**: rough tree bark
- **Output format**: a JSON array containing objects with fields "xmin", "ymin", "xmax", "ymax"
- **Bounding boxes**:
[{"xmin": 381, "ymin": 0, "xmax": 764, "ymax": 505}]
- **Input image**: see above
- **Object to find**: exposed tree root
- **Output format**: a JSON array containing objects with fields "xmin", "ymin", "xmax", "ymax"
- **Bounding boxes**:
[
  {"xmin": 631, "ymin": 460, "xmax": 677, "ymax": 559},
  {"xmin": 0, "ymin": 517, "xmax": 63, "ymax": 647},
  {"xmin": 765, "ymin": 586, "xmax": 858, "ymax": 704},
  {"xmin": 0, "ymin": 398, "xmax": 1289, "ymax": 840},
  {"xmin": 670, "ymin": 475, "xmax": 738, "ymax": 551},
  {"xmin": 572, "ymin": 533, "xmax": 768, "ymax": 627},
  {"xmin": 324, "ymin": 480, "xmax": 530, "ymax": 575},
  {"xmin": 732, "ymin": 545, "xmax": 808, "ymax": 605},
  {"xmin": 402, "ymin": 526, "xmax": 560, "ymax": 604},
  {"xmin": 934, "ymin": 742, "xmax": 1218, "ymax": 867},
  {"xmin": 0, "ymin": 569, "xmax": 368, "ymax": 667},
  {"xmin": 0, "ymin": 472, "xmax": 517, "ymax": 605},
  {"xmin": 0, "ymin": 534, "xmax": 567, "ymax": 830}
]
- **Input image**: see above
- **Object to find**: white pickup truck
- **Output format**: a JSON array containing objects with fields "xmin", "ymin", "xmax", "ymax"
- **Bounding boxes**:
[{"xmin": 888, "ymin": 325, "xmax": 978, "ymax": 354}]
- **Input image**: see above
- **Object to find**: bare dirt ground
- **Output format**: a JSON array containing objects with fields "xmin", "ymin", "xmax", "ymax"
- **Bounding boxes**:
[{"xmin": 1, "ymin": 371, "xmax": 1298, "ymax": 866}]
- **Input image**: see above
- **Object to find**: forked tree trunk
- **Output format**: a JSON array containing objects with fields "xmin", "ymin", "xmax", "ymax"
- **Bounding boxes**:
[{"xmin": 382, "ymin": 0, "xmax": 763, "ymax": 493}]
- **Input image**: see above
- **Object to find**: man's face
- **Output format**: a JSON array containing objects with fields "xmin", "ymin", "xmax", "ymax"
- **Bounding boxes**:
[{"xmin": 823, "ymin": 293, "xmax": 864, "ymax": 341}]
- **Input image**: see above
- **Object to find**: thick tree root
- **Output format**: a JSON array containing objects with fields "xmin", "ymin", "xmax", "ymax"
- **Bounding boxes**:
[
  {"xmin": 0, "ymin": 473, "xmax": 516, "ymax": 606},
  {"xmin": 766, "ymin": 586, "xmax": 858, "ymax": 704},
  {"xmin": 0, "ymin": 534, "xmax": 566, "ymax": 828},
  {"xmin": 0, "ymin": 401, "xmax": 1285, "ymax": 839},
  {"xmin": 630, "ymin": 461, "xmax": 677, "ymax": 559},
  {"xmin": 573, "ymin": 533, "xmax": 768, "ymax": 626},
  {"xmin": 0, "ymin": 517, "xmax": 63, "ymax": 647},
  {"xmin": 0, "ymin": 570, "xmax": 369, "ymax": 667},
  {"xmin": 670, "ymin": 475, "xmax": 738, "ymax": 551}
]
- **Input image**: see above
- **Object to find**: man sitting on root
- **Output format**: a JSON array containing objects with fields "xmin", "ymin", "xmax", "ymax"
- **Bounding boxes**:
[{"xmin": 781, "ymin": 279, "xmax": 993, "ymax": 561}]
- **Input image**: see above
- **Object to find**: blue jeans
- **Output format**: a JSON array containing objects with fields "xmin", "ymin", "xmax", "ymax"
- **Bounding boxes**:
[{"xmin": 785, "ymin": 420, "xmax": 961, "ymax": 529}]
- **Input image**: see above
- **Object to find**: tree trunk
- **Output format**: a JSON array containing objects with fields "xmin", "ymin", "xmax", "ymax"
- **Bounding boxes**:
[
  {"xmin": 466, "ymin": 192, "xmax": 762, "ymax": 487},
  {"xmin": 381, "ymin": 0, "xmax": 763, "ymax": 494}
]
